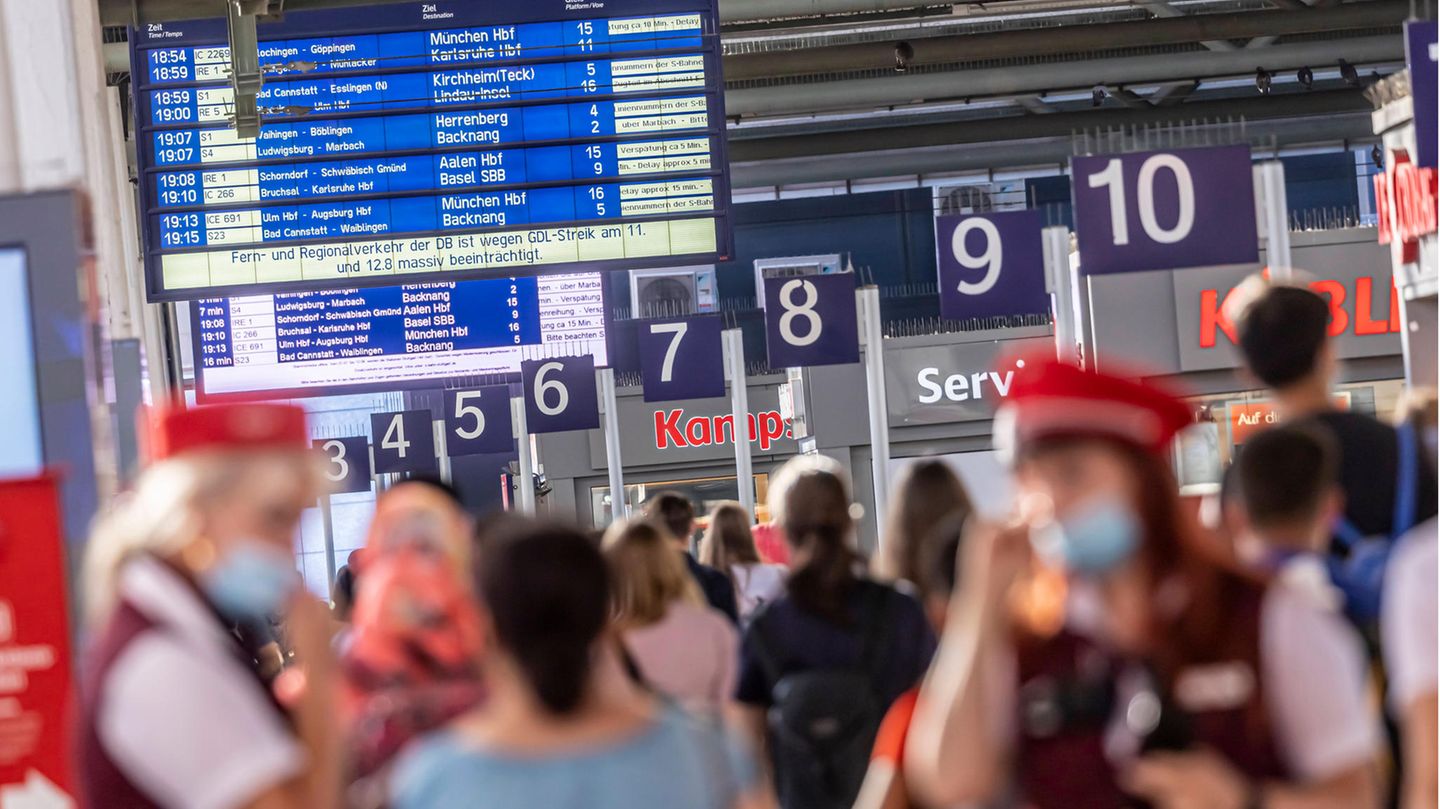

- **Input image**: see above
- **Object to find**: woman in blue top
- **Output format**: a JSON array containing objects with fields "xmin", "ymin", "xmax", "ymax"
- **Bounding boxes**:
[{"xmin": 391, "ymin": 521, "xmax": 768, "ymax": 809}]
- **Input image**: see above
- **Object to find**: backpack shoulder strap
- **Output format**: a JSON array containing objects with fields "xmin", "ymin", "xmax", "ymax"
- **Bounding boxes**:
[
  {"xmin": 855, "ymin": 582, "xmax": 895, "ymax": 688},
  {"xmin": 744, "ymin": 605, "xmax": 784, "ymax": 688}
]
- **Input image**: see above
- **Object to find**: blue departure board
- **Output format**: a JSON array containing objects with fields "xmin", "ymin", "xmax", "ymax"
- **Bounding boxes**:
[
  {"xmin": 131, "ymin": 0, "xmax": 730, "ymax": 302},
  {"xmin": 191, "ymin": 272, "xmax": 607, "ymax": 401}
]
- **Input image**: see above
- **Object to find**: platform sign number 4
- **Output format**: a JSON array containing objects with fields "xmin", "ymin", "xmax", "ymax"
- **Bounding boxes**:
[{"xmin": 370, "ymin": 410, "xmax": 437, "ymax": 474}]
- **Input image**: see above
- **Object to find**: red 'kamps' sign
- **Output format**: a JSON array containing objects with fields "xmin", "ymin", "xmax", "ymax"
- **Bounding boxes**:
[
  {"xmin": 1198, "ymin": 274, "xmax": 1400, "ymax": 349},
  {"xmin": 0, "ymin": 474, "xmax": 77, "ymax": 805},
  {"xmin": 654, "ymin": 409, "xmax": 792, "ymax": 451}
]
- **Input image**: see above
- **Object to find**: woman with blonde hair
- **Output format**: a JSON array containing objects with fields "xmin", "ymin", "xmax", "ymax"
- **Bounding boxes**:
[
  {"xmin": 700, "ymin": 502, "xmax": 787, "ymax": 623},
  {"xmin": 604, "ymin": 519, "xmax": 738, "ymax": 714}
]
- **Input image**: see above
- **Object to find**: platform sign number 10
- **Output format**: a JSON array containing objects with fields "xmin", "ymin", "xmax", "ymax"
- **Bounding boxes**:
[{"xmin": 1071, "ymin": 144, "xmax": 1258, "ymax": 275}]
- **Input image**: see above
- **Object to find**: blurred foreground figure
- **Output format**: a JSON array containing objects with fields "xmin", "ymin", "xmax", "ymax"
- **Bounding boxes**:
[
  {"xmin": 340, "ymin": 479, "xmax": 485, "ymax": 804},
  {"xmin": 390, "ymin": 522, "xmax": 768, "ymax": 809},
  {"xmin": 908, "ymin": 357, "xmax": 1378, "ymax": 809},
  {"xmin": 78, "ymin": 402, "xmax": 339, "ymax": 809},
  {"xmin": 700, "ymin": 502, "xmax": 788, "ymax": 624},
  {"xmin": 647, "ymin": 491, "xmax": 741, "ymax": 623}
]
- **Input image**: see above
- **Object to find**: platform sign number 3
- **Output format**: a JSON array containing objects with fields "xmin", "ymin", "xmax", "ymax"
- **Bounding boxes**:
[
  {"xmin": 313, "ymin": 437, "xmax": 371, "ymax": 494},
  {"xmin": 1071, "ymin": 144, "xmax": 1258, "ymax": 275},
  {"xmin": 935, "ymin": 209, "xmax": 1050, "ymax": 320},
  {"xmin": 370, "ymin": 410, "xmax": 437, "ymax": 474}
]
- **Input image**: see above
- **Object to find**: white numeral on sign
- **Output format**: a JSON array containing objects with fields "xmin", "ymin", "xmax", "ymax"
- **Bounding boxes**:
[
  {"xmin": 778, "ymin": 279, "xmax": 822, "ymax": 347},
  {"xmin": 535, "ymin": 361, "xmax": 570, "ymax": 416},
  {"xmin": 321, "ymin": 439, "xmax": 349, "ymax": 482},
  {"xmin": 381, "ymin": 414, "xmax": 410, "ymax": 458},
  {"xmin": 1088, "ymin": 154, "xmax": 1196, "ymax": 247},
  {"xmin": 651, "ymin": 321, "xmax": 688, "ymax": 382},
  {"xmin": 454, "ymin": 391, "xmax": 486, "ymax": 440},
  {"xmin": 951, "ymin": 217, "xmax": 1003, "ymax": 296}
]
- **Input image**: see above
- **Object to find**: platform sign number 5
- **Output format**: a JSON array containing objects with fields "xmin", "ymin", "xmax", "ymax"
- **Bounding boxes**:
[
  {"xmin": 313, "ymin": 437, "xmax": 371, "ymax": 494},
  {"xmin": 935, "ymin": 210, "xmax": 1050, "ymax": 320},
  {"xmin": 1071, "ymin": 144, "xmax": 1257, "ymax": 275},
  {"xmin": 370, "ymin": 410, "xmax": 437, "ymax": 474},
  {"xmin": 764, "ymin": 273, "xmax": 859, "ymax": 368},
  {"xmin": 444, "ymin": 385, "xmax": 513, "ymax": 456},
  {"xmin": 521, "ymin": 355, "xmax": 600, "ymax": 433},
  {"xmin": 638, "ymin": 315, "xmax": 725, "ymax": 402}
]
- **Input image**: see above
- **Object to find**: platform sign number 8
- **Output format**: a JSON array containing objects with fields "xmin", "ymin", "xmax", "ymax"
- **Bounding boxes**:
[
  {"xmin": 444, "ymin": 385, "xmax": 513, "ymax": 456},
  {"xmin": 1071, "ymin": 144, "xmax": 1257, "ymax": 275},
  {"xmin": 312, "ymin": 437, "xmax": 371, "ymax": 494},
  {"xmin": 935, "ymin": 210, "xmax": 1049, "ymax": 320},
  {"xmin": 521, "ymin": 355, "xmax": 600, "ymax": 434},
  {"xmin": 764, "ymin": 273, "xmax": 859, "ymax": 368},
  {"xmin": 370, "ymin": 410, "xmax": 437, "ymax": 474}
]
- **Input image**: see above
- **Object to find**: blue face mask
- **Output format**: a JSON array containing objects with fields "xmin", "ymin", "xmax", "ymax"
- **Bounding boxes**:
[
  {"xmin": 1034, "ymin": 496, "xmax": 1141, "ymax": 576},
  {"xmin": 200, "ymin": 540, "xmax": 298, "ymax": 621}
]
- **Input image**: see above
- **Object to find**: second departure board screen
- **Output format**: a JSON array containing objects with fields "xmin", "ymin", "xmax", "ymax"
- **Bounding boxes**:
[{"xmin": 131, "ymin": 0, "xmax": 730, "ymax": 302}]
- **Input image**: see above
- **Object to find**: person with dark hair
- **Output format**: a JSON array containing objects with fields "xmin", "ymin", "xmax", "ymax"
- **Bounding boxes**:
[
  {"xmin": 855, "ymin": 511, "xmax": 967, "ymax": 809},
  {"xmin": 1229, "ymin": 425, "xmax": 1346, "ymax": 609},
  {"xmin": 390, "ymin": 522, "xmax": 768, "ymax": 809},
  {"xmin": 1236, "ymin": 283, "xmax": 1436, "ymax": 575},
  {"xmin": 735, "ymin": 456, "xmax": 936, "ymax": 809},
  {"xmin": 700, "ymin": 502, "xmax": 787, "ymax": 623},
  {"xmin": 907, "ymin": 357, "xmax": 1377, "ymax": 809},
  {"xmin": 331, "ymin": 564, "xmax": 356, "ymax": 623},
  {"xmin": 645, "ymin": 491, "xmax": 740, "ymax": 623},
  {"xmin": 877, "ymin": 460, "xmax": 974, "ymax": 589}
]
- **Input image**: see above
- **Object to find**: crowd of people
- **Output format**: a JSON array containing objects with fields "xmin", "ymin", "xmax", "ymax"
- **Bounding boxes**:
[{"xmin": 74, "ymin": 278, "xmax": 1436, "ymax": 809}]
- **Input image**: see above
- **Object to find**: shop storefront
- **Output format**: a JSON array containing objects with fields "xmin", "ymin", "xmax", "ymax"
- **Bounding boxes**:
[{"xmin": 1088, "ymin": 226, "xmax": 1407, "ymax": 490}]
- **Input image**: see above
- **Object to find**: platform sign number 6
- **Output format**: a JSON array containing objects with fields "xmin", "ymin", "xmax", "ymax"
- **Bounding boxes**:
[
  {"xmin": 638, "ymin": 315, "xmax": 725, "ymax": 402},
  {"xmin": 370, "ymin": 410, "xmax": 437, "ymax": 474},
  {"xmin": 444, "ymin": 385, "xmax": 513, "ymax": 456},
  {"xmin": 1071, "ymin": 144, "xmax": 1257, "ymax": 275},
  {"xmin": 521, "ymin": 355, "xmax": 600, "ymax": 433},
  {"xmin": 313, "ymin": 437, "xmax": 371, "ymax": 494},
  {"xmin": 935, "ymin": 210, "xmax": 1050, "ymax": 320},
  {"xmin": 764, "ymin": 273, "xmax": 859, "ymax": 368}
]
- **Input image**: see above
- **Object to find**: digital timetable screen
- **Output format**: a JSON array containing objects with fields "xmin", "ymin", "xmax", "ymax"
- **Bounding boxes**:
[
  {"xmin": 191, "ymin": 272, "xmax": 606, "ymax": 401},
  {"xmin": 131, "ymin": 0, "xmax": 731, "ymax": 302}
]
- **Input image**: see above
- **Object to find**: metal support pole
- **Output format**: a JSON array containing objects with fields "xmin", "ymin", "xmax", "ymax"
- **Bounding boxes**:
[
  {"xmin": 1043, "ymin": 225, "xmax": 1080, "ymax": 365},
  {"xmin": 512, "ymin": 396, "xmax": 536, "ymax": 514},
  {"xmin": 723, "ymin": 328, "xmax": 755, "ymax": 518},
  {"xmin": 319, "ymin": 492, "xmax": 337, "ymax": 596},
  {"xmin": 434, "ymin": 418, "xmax": 451, "ymax": 485},
  {"xmin": 1256, "ymin": 161, "xmax": 1293, "ymax": 281},
  {"xmin": 858, "ymin": 287, "xmax": 892, "ymax": 537},
  {"xmin": 598, "ymin": 368, "xmax": 627, "ymax": 523}
]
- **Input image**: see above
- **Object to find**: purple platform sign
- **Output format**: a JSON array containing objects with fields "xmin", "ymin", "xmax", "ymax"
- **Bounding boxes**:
[
  {"xmin": 443, "ymin": 385, "xmax": 513, "ymax": 456},
  {"xmin": 314, "ymin": 437, "xmax": 371, "ymax": 494},
  {"xmin": 1072, "ymin": 144, "xmax": 1258, "ymax": 275},
  {"xmin": 638, "ymin": 315, "xmax": 725, "ymax": 402},
  {"xmin": 521, "ymin": 355, "xmax": 600, "ymax": 434},
  {"xmin": 935, "ymin": 209, "xmax": 1051, "ymax": 319},
  {"xmin": 370, "ymin": 410, "xmax": 438, "ymax": 474},
  {"xmin": 1408, "ymin": 21, "xmax": 1437, "ymax": 169},
  {"xmin": 764, "ymin": 273, "xmax": 860, "ymax": 368}
]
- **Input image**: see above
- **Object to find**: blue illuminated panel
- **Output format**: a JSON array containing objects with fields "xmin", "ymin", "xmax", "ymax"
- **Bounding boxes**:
[{"xmin": 132, "ymin": 0, "xmax": 730, "ymax": 302}]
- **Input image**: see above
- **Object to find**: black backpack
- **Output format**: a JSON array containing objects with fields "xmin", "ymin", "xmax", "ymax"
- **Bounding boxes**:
[{"xmin": 748, "ymin": 585, "xmax": 892, "ymax": 809}]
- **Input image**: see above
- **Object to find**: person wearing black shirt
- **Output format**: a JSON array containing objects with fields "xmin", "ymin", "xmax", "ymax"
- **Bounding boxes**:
[
  {"xmin": 644, "ymin": 491, "xmax": 740, "ymax": 624},
  {"xmin": 1237, "ymin": 284, "xmax": 1437, "ymax": 552}
]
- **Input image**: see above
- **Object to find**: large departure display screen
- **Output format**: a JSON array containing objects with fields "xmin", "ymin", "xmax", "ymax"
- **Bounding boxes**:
[
  {"xmin": 192, "ymin": 272, "xmax": 606, "ymax": 401},
  {"xmin": 131, "ymin": 0, "xmax": 730, "ymax": 302}
]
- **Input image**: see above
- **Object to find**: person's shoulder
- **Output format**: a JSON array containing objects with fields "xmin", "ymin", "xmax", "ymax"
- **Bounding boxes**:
[
  {"xmin": 1305, "ymin": 409, "xmax": 1395, "ymax": 443},
  {"xmin": 390, "ymin": 730, "xmax": 476, "ymax": 805},
  {"xmin": 859, "ymin": 577, "xmax": 928, "ymax": 616}
]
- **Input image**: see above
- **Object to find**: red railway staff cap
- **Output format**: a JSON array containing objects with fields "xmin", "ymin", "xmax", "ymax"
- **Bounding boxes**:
[
  {"xmin": 142, "ymin": 400, "xmax": 309, "ymax": 464},
  {"xmin": 994, "ymin": 354, "xmax": 1193, "ymax": 460}
]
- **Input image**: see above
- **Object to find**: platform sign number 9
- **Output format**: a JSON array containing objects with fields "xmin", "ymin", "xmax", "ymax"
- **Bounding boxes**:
[
  {"xmin": 369, "ymin": 410, "xmax": 437, "ymax": 474},
  {"xmin": 312, "ymin": 437, "xmax": 371, "ymax": 494},
  {"xmin": 935, "ymin": 210, "xmax": 1050, "ymax": 320},
  {"xmin": 444, "ymin": 385, "xmax": 513, "ymax": 456},
  {"xmin": 521, "ymin": 355, "xmax": 600, "ymax": 433},
  {"xmin": 764, "ymin": 273, "xmax": 859, "ymax": 368},
  {"xmin": 1071, "ymin": 144, "xmax": 1257, "ymax": 275}
]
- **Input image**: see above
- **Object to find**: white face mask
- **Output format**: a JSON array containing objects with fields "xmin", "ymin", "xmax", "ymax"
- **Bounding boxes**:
[{"xmin": 200, "ymin": 539, "xmax": 298, "ymax": 621}]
